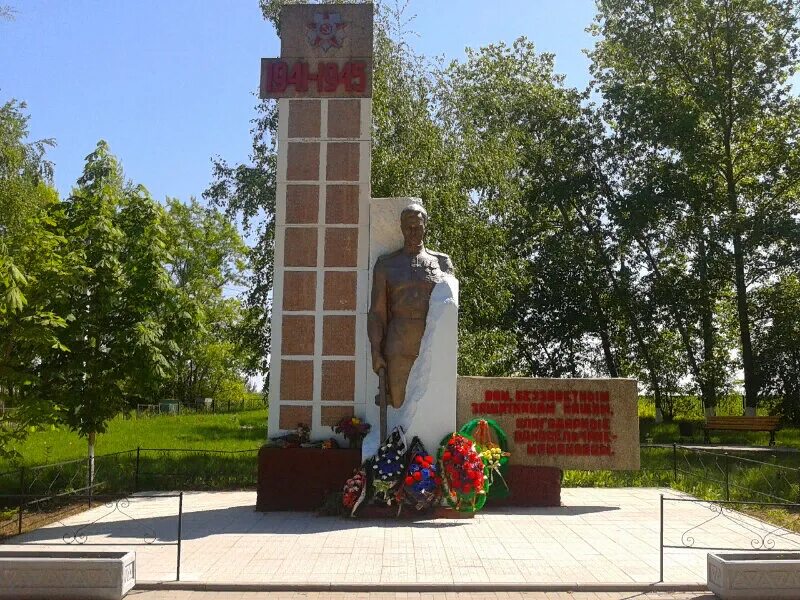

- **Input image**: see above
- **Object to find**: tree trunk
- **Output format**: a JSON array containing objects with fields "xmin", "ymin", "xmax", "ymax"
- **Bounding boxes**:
[
  {"xmin": 87, "ymin": 431, "xmax": 96, "ymax": 491},
  {"xmin": 635, "ymin": 235, "xmax": 702, "ymax": 394},
  {"xmin": 598, "ymin": 326, "xmax": 619, "ymax": 378},
  {"xmin": 654, "ymin": 385, "xmax": 664, "ymax": 423},
  {"xmin": 698, "ymin": 234, "xmax": 717, "ymax": 415},
  {"xmin": 725, "ymin": 147, "xmax": 758, "ymax": 411},
  {"xmin": 590, "ymin": 285, "xmax": 619, "ymax": 377}
]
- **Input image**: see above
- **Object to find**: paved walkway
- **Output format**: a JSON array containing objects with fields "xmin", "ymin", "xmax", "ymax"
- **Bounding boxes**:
[
  {"xmin": 129, "ymin": 592, "xmax": 715, "ymax": 599},
  {"xmin": 4, "ymin": 488, "xmax": 799, "ymax": 586}
]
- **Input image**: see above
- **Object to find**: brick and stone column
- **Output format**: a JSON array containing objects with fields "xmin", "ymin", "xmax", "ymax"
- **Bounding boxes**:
[{"xmin": 262, "ymin": 5, "xmax": 373, "ymax": 440}]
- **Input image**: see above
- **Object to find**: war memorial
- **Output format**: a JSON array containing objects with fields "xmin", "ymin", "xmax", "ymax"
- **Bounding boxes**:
[
  {"xmin": 255, "ymin": 3, "xmax": 639, "ymax": 514},
  {"xmin": 6, "ymin": 4, "xmax": 800, "ymax": 599}
]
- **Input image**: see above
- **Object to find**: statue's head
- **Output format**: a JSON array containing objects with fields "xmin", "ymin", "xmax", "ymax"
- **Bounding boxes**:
[{"xmin": 400, "ymin": 202, "xmax": 427, "ymax": 249}]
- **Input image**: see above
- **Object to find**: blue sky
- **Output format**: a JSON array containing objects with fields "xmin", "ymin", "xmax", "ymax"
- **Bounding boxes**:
[{"xmin": 1, "ymin": 0, "xmax": 596, "ymax": 204}]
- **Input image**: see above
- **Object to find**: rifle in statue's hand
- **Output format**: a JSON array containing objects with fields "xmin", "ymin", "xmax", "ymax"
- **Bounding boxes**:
[{"xmin": 378, "ymin": 367, "xmax": 388, "ymax": 442}]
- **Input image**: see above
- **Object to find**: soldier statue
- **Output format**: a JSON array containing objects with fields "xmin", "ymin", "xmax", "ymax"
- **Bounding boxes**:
[{"xmin": 367, "ymin": 203, "xmax": 454, "ymax": 409}]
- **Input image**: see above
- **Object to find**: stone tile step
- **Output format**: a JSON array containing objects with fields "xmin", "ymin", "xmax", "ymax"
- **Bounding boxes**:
[{"xmin": 135, "ymin": 582, "xmax": 710, "ymax": 593}]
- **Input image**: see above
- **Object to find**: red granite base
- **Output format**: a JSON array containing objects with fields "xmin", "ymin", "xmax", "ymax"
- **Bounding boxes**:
[
  {"xmin": 256, "ymin": 449, "xmax": 560, "ymax": 511},
  {"xmin": 488, "ymin": 465, "xmax": 562, "ymax": 507},
  {"xmin": 256, "ymin": 446, "xmax": 361, "ymax": 511}
]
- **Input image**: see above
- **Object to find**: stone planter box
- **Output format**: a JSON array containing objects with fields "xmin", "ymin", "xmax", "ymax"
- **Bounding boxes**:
[
  {"xmin": 0, "ymin": 550, "xmax": 135, "ymax": 600},
  {"xmin": 707, "ymin": 552, "xmax": 800, "ymax": 599}
]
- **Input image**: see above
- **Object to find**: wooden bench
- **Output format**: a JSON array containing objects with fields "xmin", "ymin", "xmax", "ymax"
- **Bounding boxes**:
[{"xmin": 703, "ymin": 416, "xmax": 781, "ymax": 446}]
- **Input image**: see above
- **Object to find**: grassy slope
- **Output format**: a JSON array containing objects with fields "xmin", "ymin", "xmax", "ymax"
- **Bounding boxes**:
[{"xmin": 1, "ymin": 409, "xmax": 267, "ymax": 470}]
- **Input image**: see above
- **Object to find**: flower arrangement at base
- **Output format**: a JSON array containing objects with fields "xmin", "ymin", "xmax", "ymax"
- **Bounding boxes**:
[
  {"xmin": 438, "ymin": 432, "xmax": 487, "ymax": 512},
  {"xmin": 370, "ymin": 427, "xmax": 408, "ymax": 505},
  {"xmin": 461, "ymin": 418, "xmax": 511, "ymax": 497},
  {"xmin": 401, "ymin": 437, "xmax": 442, "ymax": 511},
  {"xmin": 342, "ymin": 468, "xmax": 367, "ymax": 516},
  {"xmin": 266, "ymin": 422, "xmax": 310, "ymax": 448},
  {"xmin": 332, "ymin": 416, "xmax": 371, "ymax": 448}
]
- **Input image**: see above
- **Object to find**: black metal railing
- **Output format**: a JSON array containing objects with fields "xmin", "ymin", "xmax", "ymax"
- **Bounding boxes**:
[
  {"xmin": 0, "ymin": 492, "xmax": 184, "ymax": 580},
  {"xmin": 659, "ymin": 495, "xmax": 800, "ymax": 582},
  {"xmin": 4, "ymin": 443, "xmax": 797, "ymax": 508},
  {"xmin": 669, "ymin": 444, "xmax": 800, "ymax": 503},
  {"xmin": 0, "ymin": 447, "xmax": 259, "ymax": 503},
  {"xmin": 0, "ymin": 450, "xmax": 137, "ymax": 499},
  {"xmin": 134, "ymin": 447, "xmax": 259, "ymax": 491}
]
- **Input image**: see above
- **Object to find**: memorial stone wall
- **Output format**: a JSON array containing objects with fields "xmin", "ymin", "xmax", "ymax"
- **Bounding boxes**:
[
  {"xmin": 457, "ymin": 376, "xmax": 640, "ymax": 470},
  {"xmin": 262, "ymin": 5, "xmax": 373, "ymax": 439}
]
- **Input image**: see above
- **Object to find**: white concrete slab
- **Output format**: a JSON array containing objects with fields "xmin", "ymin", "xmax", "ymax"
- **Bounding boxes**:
[{"xmin": 5, "ymin": 488, "xmax": 799, "ymax": 586}]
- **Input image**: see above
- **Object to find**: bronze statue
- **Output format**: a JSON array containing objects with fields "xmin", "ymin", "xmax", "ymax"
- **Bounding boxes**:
[{"xmin": 368, "ymin": 203, "xmax": 454, "ymax": 409}]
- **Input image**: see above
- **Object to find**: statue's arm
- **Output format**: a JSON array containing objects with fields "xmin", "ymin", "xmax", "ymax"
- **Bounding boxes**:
[{"xmin": 367, "ymin": 260, "xmax": 388, "ymax": 373}]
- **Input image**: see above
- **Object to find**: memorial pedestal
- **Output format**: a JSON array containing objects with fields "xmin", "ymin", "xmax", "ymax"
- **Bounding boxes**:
[
  {"xmin": 488, "ymin": 466, "xmax": 561, "ymax": 507},
  {"xmin": 256, "ymin": 447, "xmax": 361, "ymax": 511}
]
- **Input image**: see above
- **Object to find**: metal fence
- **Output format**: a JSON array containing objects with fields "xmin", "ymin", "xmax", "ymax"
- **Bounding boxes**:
[
  {"xmin": 0, "ymin": 447, "xmax": 259, "ymax": 505},
  {"xmin": 0, "ymin": 450, "xmax": 138, "ymax": 500},
  {"xmin": 134, "ymin": 397, "xmax": 265, "ymax": 418},
  {"xmin": 4, "ymin": 443, "xmax": 798, "ymax": 504},
  {"xmin": 133, "ymin": 447, "xmax": 259, "ymax": 491},
  {"xmin": 669, "ymin": 444, "xmax": 800, "ymax": 503},
  {"xmin": 0, "ymin": 492, "xmax": 184, "ymax": 580},
  {"xmin": 659, "ymin": 495, "xmax": 800, "ymax": 582}
]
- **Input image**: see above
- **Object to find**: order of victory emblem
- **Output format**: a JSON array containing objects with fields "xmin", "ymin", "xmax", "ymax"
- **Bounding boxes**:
[{"xmin": 307, "ymin": 11, "xmax": 347, "ymax": 52}]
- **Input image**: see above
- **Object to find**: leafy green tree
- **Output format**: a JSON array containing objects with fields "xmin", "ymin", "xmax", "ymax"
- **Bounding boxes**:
[
  {"xmin": 49, "ymin": 141, "xmax": 173, "ymax": 481},
  {"xmin": 755, "ymin": 275, "xmax": 800, "ymax": 423},
  {"xmin": 116, "ymin": 186, "xmax": 175, "ymax": 404},
  {"xmin": 591, "ymin": 0, "xmax": 800, "ymax": 414},
  {"xmin": 210, "ymin": 0, "xmax": 528, "ymax": 377},
  {"xmin": 163, "ymin": 198, "xmax": 257, "ymax": 405},
  {"xmin": 0, "ymin": 100, "xmax": 70, "ymax": 457},
  {"xmin": 373, "ymin": 9, "xmax": 524, "ymax": 375}
]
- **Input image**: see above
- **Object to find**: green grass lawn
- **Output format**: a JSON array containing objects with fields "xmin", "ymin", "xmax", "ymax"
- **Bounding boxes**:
[
  {"xmin": 1, "ymin": 408, "xmax": 267, "ymax": 471},
  {"xmin": 0, "ymin": 409, "xmax": 268, "ymax": 496}
]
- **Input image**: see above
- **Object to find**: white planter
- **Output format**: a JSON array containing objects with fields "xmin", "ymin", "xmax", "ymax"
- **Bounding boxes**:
[
  {"xmin": 707, "ymin": 552, "xmax": 800, "ymax": 599},
  {"xmin": 0, "ymin": 550, "xmax": 135, "ymax": 600}
]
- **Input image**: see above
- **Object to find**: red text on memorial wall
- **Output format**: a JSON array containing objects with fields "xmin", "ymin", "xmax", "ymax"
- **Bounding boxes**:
[{"xmin": 262, "ymin": 60, "xmax": 367, "ymax": 95}]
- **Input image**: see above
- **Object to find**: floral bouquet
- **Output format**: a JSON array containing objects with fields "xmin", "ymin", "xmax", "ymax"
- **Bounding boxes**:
[
  {"xmin": 401, "ymin": 437, "xmax": 441, "ymax": 511},
  {"xmin": 438, "ymin": 432, "xmax": 488, "ymax": 512},
  {"xmin": 332, "ymin": 416, "xmax": 371, "ymax": 448},
  {"xmin": 342, "ymin": 468, "xmax": 367, "ymax": 516},
  {"xmin": 461, "ymin": 418, "xmax": 511, "ymax": 498},
  {"xmin": 370, "ymin": 427, "xmax": 408, "ymax": 505}
]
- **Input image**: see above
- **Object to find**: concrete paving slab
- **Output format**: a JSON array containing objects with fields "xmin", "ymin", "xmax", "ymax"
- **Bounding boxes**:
[
  {"xmin": 127, "ymin": 592, "xmax": 716, "ymax": 600},
  {"xmin": 3, "ymin": 488, "xmax": 798, "ymax": 587}
]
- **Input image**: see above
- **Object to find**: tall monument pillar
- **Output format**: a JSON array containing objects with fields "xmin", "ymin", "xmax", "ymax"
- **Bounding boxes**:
[{"xmin": 261, "ymin": 4, "xmax": 373, "ymax": 440}]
